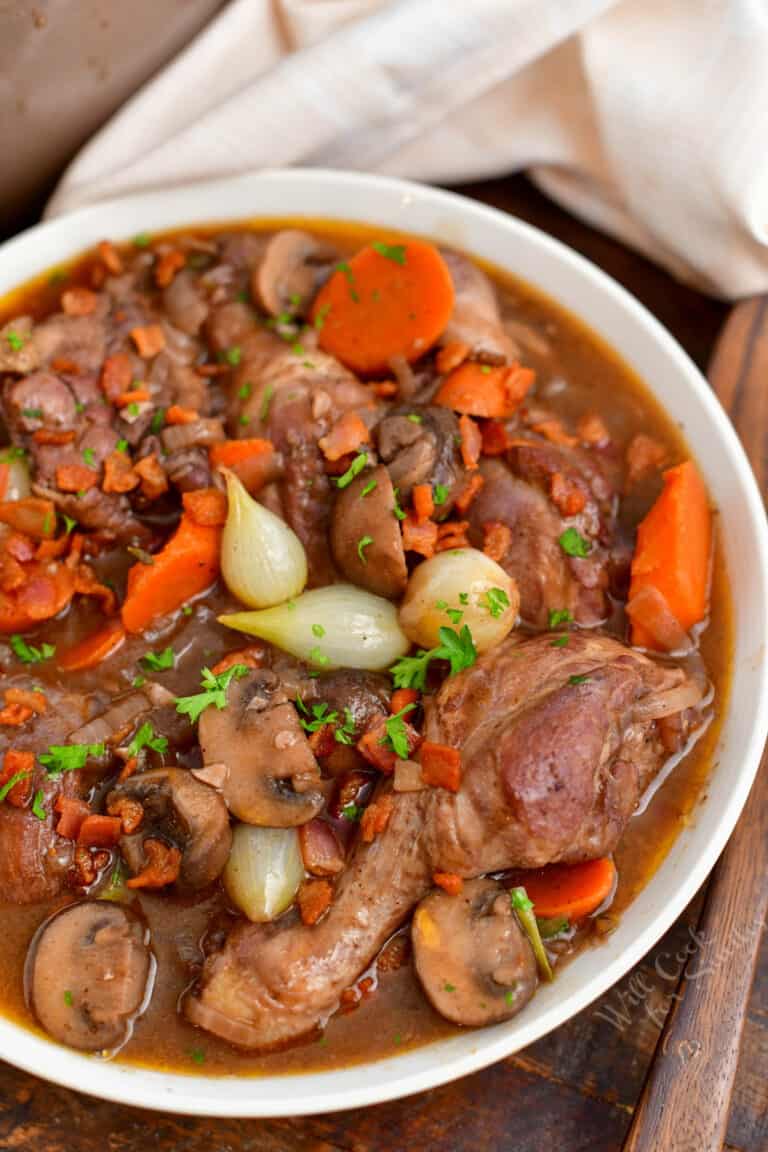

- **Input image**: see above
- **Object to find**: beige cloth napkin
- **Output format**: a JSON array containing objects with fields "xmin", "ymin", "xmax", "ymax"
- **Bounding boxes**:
[{"xmin": 48, "ymin": 0, "xmax": 768, "ymax": 299}]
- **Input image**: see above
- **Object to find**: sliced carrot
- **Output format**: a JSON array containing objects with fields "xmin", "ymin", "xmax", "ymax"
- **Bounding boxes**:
[
  {"xmin": 209, "ymin": 438, "xmax": 278, "ymax": 494},
  {"xmin": 0, "ymin": 498, "xmax": 56, "ymax": 539},
  {"xmin": 311, "ymin": 240, "xmax": 455, "ymax": 375},
  {"xmin": 103, "ymin": 450, "xmax": 139, "ymax": 494},
  {"xmin": 458, "ymin": 414, "xmax": 482, "ymax": 470},
  {"xmin": 134, "ymin": 453, "xmax": 168, "ymax": 499},
  {"xmin": 0, "ymin": 748, "xmax": 34, "ymax": 807},
  {"xmin": 433, "ymin": 871, "xmax": 464, "ymax": 896},
  {"xmin": 507, "ymin": 858, "xmax": 617, "ymax": 921},
  {"xmin": 420, "ymin": 742, "xmax": 461, "ymax": 792},
  {"xmin": 628, "ymin": 460, "xmax": 711, "ymax": 649},
  {"xmin": 182, "ymin": 487, "xmax": 228, "ymax": 527},
  {"xmin": 57, "ymin": 619, "xmax": 126, "ymax": 671},
  {"xmin": 121, "ymin": 513, "xmax": 220, "ymax": 633},
  {"xmin": 77, "ymin": 814, "xmax": 123, "ymax": 848},
  {"xmin": 390, "ymin": 688, "xmax": 420, "ymax": 715},
  {"xmin": 32, "ymin": 429, "xmax": 76, "ymax": 446},
  {"xmin": 412, "ymin": 484, "xmax": 434, "ymax": 524},
  {"xmin": 318, "ymin": 412, "xmax": 370, "ymax": 462},
  {"xmin": 165, "ymin": 404, "xmax": 199, "ymax": 425},
  {"xmin": 434, "ymin": 361, "xmax": 534, "ymax": 419},
  {"xmin": 115, "ymin": 388, "xmax": 151, "ymax": 408}
]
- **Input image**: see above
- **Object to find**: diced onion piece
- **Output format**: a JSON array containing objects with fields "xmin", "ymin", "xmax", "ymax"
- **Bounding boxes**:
[
  {"xmin": 220, "ymin": 467, "xmax": 307, "ymax": 609},
  {"xmin": 219, "ymin": 584, "xmax": 410, "ymax": 671},
  {"xmin": 0, "ymin": 449, "xmax": 31, "ymax": 501},
  {"xmin": 223, "ymin": 824, "xmax": 304, "ymax": 922},
  {"xmin": 394, "ymin": 759, "xmax": 425, "ymax": 793},
  {"xmin": 399, "ymin": 548, "xmax": 518, "ymax": 652}
]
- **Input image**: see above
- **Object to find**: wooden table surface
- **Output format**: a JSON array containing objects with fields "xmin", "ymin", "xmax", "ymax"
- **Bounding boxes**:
[{"xmin": 0, "ymin": 174, "xmax": 765, "ymax": 1152}]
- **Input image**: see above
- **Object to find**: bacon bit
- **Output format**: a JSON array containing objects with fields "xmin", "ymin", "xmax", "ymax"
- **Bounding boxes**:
[
  {"xmin": 454, "ymin": 472, "xmax": 485, "ymax": 514},
  {"xmin": 435, "ymin": 520, "xmax": 470, "ymax": 551},
  {"xmin": 436, "ymin": 340, "xmax": 470, "ymax": 375},
  {"xmin": 182, "ymin": 487, "xmax": 228, "ymax": 527},
  {"xmin": 339, "ymin": 987, "xmax": 361, "ymax": 1012},
  {"xmin": 433, "ymin": 871, "xmax": 464, "ymax": 896},
  {"xmin": 0, "ymin": 556, "xmax": 25, "ymax": 594},
  {"xmin": 625, "ymin": 433, "xmax": 667, "ymax": 490},
  {"xmin": 134, "ymin": 453, "xmax": 168, "ymax": 499},
  {"xmin": 106, "ymin": 795, "xmax": 144, "ymax": 835},
  {"xmin": 100, "ymin": 353, "xmax": 133, "ymax": 402},
  {"xmin": 126, "ymin": 838, "xmax": 182, "ymax": 889},
  {"xmin": 308, "ymin": 724, "xmax": 337, "ymax": 759},
  {"xmin": 32, "ymin": 428, "xmax": 76, "ymax": 446},
  {"xmin": 377, "ymin": 933, "xmax": 410, "ymax": 973},
  {"xmin": 35, "ymin": 534, "xmax": 69, "ymax": 561},
  {"xmin": 55, "ymin": 796, "xmax": 92, "ymax": 840},
  {"xmin": 0, "ymin": 749, "xmax": 34, "ymax": 807},
  {"xmin": 61, "ymin": 287, "xmax": 98, "ymax": 316},
  {"xmin": 297, "ymin": 878, "xmax": 333, "ymax": 925},
  {"xmin": 482, "ymin": 520, "xmax": 512, "ymax": 563},
  {"xmin": 165, "ymin": 404, "xmax": 199, "ymax": 425},
  {"xmin": 77, "ymin": 814, "xmax": 123, "ymax": 848},
  {"xmin": 5, "ymin": 687, "xmax": 47, "ymax": 715},
  {"xmin": 64, "ymin": 532, "xmax": 85, "ymax": 569},
  {"xmin": 550, "ymin": 471, "xmax": 587, "ymax": 517},
  {"xmin": 0, "ymin": 704, "xmax": 33, "ymax": 727},
  {"xmin": 360, "ymin": 793, "xmax": 394, "ymax": 843},
  {"xmin": 195, "ymin": 363, "xmax": 229, "ymax": 378},
  {"xmin": 56, "ymin": 463, "xmax": 99, "ymax": 493},
  {"xmin": 73, "ymin": 845, "xmax": 100, "ymax": 886},
  {"xmin": 401, "ymin": 511, "xmax": 438, "ymax": 558},
  {"xmin": 391, "ymin": 688, "xmax": 419, "ymax": 715},
  {"xmin": 73, "ymin": 565, "xmax": 117, "ymax": 614},
  {"xmin": 532, "ymin": 418, "xmax": 578, "ymax": 447},
  {"xmin": 130, "ymin": 324, "xmax": 166, "ymax": 358},
  {"xmin": 480, "ymin": 420, "xmax": 512, "ymax": 456},
  {"xmin": 103, "ymin": 450, "xmax": 139, "ymax": 494},
  {"xmin": 50, "ymin": 357, "xmax": 81, "ymax": 375},
  {"xmin": 420, "ymin": 741, "xmax": 462, "ymax": 792},
  {"xmin": 210, "ymin": 646, "xmax": 264, "ymax": 676},
  {"xmin": 371, "ymin": 380, "xmax": 398, "ymax": 398},
  {"xmin": 299, "ymin": 819, "xmax": 345, "ymax": 877},
  {"xmin": 118, "ymin": 755, "xmax": 138, "ymax": 783},
  {"xmin": 459, "ymin": 413, "xmax": 482, "ymax": 469},
  {"xmin": 155, "ymin": 249, "xmax": 186, "ymax": 288},
  {"xmin": 0, "ymin": 497, "xmax": 57, "ymax": 541},
  {"xmin": 578, "ymin": 412, "xmax": 610, "ymax": 446},
  {"xmin": 115, "ymin": 388, "xmax": 151, "ymax": 408},
  {"xmin": 6, "ymin": 533, "xmax": 35, "ymax": 563},
  {"xmin": 412, "ymin": 484, "xmax": 434, "ymax": 524},
  {"xmin": 318, "ymin": 412, "xmax": 371, "ymax": 462},
  {"xmin": 97, "ymin": 240, "xmax": 123, "ymax": 275}
]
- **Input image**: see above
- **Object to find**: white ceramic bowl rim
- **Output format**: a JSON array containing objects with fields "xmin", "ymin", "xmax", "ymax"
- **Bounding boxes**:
[{"xmin": 1, "ymin": 169, "xmax": 767, "ymax": 1117}]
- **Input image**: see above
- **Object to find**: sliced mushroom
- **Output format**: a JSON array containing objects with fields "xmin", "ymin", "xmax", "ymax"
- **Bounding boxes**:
[
  {"xmin": 198, "ymin": 671, "xmax": 324, "ymax": 827},
  {"xmin": 69, "ymin": 683, "xmax": 174, "ymax": 748},
  {"xmin": 251, "ymin": 230, "xmax": 335, "ymax": 318},
  {"xmin": 26, "ymin": 901, "xmax": 152, "ymax": 1051},
  {"xmin": 411, "ymin": 878, "xmax": 537, "ymax": 1026},
  {"xmin": 108, "ymin": 768, "xmax": 232, "ymax": 890},
  {"xmin": 377, "ymin": 405, "xmax": 465, "ymax": 511},
  {"xmin": 330, "ymin": 465, "xmax": 408, "ymax": 598}
]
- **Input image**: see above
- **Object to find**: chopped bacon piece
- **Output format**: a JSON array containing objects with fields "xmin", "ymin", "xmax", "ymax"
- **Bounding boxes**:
[
  {"xmin": 435, "ymin": 340, "xmax": 470, "ymax": 375},
  {"xmin": 210, "ymin": 646, "xmax": 264, "ymax": 676},
  {"xmin": 299, "ymin": 819, "xmax": 345, "ymax": 876},
  {"xmin": 182, "ymin": 487, "xmax": 228, "ymax": 527},
  {"xmin": 308, "ymin": 724, "xmax": 337, "ymax": 759},
  {"xmin": 454, "ymin": 472, "xmax": 485, "ymax": 514},
  {"xmin": 130, "ymin": 324, "xmax": 166, "ymax": 358},
  {"xmin": 55, "ymin": 796, "xmax": 92, "ymax": 840},
  {"xmin": 482, "ymin": 520, "xmax": 511, "ymax": 563},
  {"xmin": 56, "ymin": 464, "xmax": 99, "ymax": 493},
  {"xmin": 61, "ymin": 287, "xmax": 97, "ymax": 316},
  {"xmin": 357, "ymin": 715, "xmax": 420, "ymax": 774},
  {"xmin": 458, "ymin": 413, "xmax": 482, "ymax": 470},
  {"xmin": 155, "ymin": 249, "xmax": 186, "ymax": 288},
  {"xmin": 531, "ymin": 418, "xmax": 578, "ymax": 447},
  {"xmin": 419, "ymin": 741, "xmax": 462, "ymax": 792},
  {"xmin": 0, "ymin": 704, "xmax": 33, "ymax": 727},
  {"xmin": 106, "ymin": 795, "xmax": 144, "ymax": 835},
  {"xmin": 0, "ymin": 749, "xmax": 34, "ymax": 807},
  {"xmin": 401, "ymin": 511, "xmax": 438, "ymax": 558},
  {"xmin": 297, "ymin": 878, "xmax": 333, "ymax": 925},
  {"xmin": 577, "ymin": 412, "xmax": 610, "ymax": 446},
  {"xmin": 73, "ymin": 845, "xmax": 109, "ymax": 887},
  {"xmin": 5, "ymin": 687, "xmax": 46, "ymax": 714},
  {"xmin": 318, "ymin": 412, "xmax": 370, "ymax": 462},
  {"xmin": 77, "ymin": 814, "xmax": 123, "ymax": 848},
  {"xmin": 126, "ymin": 839, "xmax": 182, "ymax": 888},
  {"xmin": 550, "ymin": 471, "xmax": 587, "ymax": 517},
  {"xmin": 134, "ymin": 453, "xmax": 168, "ymax": 499},
  {"xmin": 118, "ymin": 755, "xmax": 138, "ymax": 783},
  {"xmin": 433, "ymin": 871, "xmax": 464, "ymax": 895},
  {"xmin": 100, "ymin": 353, "xmax": 133, "ymax": 402},
  {"xmin": 435, "ymin": 520, "xmax": 470, "ymax": 551},
  {"xmin": 360, "ymin": 793, "xmax": 394, "ymax": 843},
  {"xmin": 97, "ymin": 240, "xmax": 123, "ymax": 275},
  {"xmin": 73, "ymin": 564, "xmax": 117, "ymax": 614},
  {"xmin": 480, "ymin": 420, "xmax": 512, "ymax": 456},
  {"xmin": 103, "ymin": 450, "xmax": 139, "ymax": 494}
]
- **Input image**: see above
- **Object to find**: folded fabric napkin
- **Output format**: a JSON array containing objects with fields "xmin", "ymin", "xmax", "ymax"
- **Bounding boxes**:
[{"xmin": 48, "ymin": 0, "xmax": 768, "ymax": 299}]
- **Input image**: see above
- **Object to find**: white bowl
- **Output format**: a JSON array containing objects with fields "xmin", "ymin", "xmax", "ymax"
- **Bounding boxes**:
[{"xmin": 1, "ymin": 169, "xmax": 767, "ymax": 1117}]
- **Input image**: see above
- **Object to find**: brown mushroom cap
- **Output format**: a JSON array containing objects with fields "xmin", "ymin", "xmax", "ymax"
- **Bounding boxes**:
[
  {"xmin": 330, "ymin": 465, "xmax": 408, "ymax": 599},
  {"xmin": 108, "ymin": 768, "xmax": 232, "ymax": 890},
  {"xmin": 377, "ymin": 406, "xmax": 466, "ymax": 510},
  {"xmin": 26, "ymin": 901, "xmax": 152, "ymax": 1051},
  {"xmin": 198, "ymin": 671, "xmax": 325, "ymax": 827},
  {"xmin": 251, "ymin": 230, "xmax": 334, "ymax": 318},
  {"xmin": 411, "ymin": 878, "xmax": 538, "ymax": 1026}
]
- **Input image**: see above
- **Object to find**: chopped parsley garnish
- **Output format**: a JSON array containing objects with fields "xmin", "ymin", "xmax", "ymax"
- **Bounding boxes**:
[
  {"xmin": 390, "ymin": 625, "xmax": 477, "ymax": 690},
  {"xmin": 10, "ymin": 635, "xmax": 55, "ymax": 664},
  {"xmin": 360, "ymin": 478, "xmax": 377, "ymax": 498},
  {"xmin": 433, "ymin": 484, "xmax": 448, "ymax": 505},
  {"xmin": 115, "ymin": 438, "xmax": 128, "ymax": 454},
  {"xmin": 485, "ymin": 587, "xmax": 510, "ymax": 618},
  {"xmin": 335, "ymin": 262, "xmax": 359, "ymax": 302},
  {"xmin": 297, "ymin": 701, "xmax": 354, "ymax": 746},
  {"xmin": 63, "ymin": 990, "xmax": 74, "ymax": 1006},
  {"xmin": 31, "ymin": 790, "xmax": 46, "ymax": 821},
  {"xmin": 150, "ymin": 408, "xmax": 166, "ymax": 434},
  {"xmin": 480, "ymin": 365, "xmax": 492, "ymax": 375},
  {"xmin": 311, "ymin": 623, "xmax": 325, "ymax": 638},
  {"xmin": 290, "ymin": 340, "xmax": 305, "ymax": 357},
  {"xmin": 392, "ymin": 487, "xmax": 407, "ymax": 521},
  {"xmin": 133, "ymin": 232, "xmax": 151, "ymax": 248},
  {"xmin": 127, "ymin": 546, "xmax": 154, "ymax": 566},
  {"xmin": 140, "ymin": 647, "xmax": 175, "ymax": 671},
  {"xmin": 308, "ymin": 646, "xmax": 330, "ymax": 667},
  {"xmin": 82, "ymin": 447, "xmax": 96, "ymax": 468},
  {"xmin": 443, "ymin": 981, "xmax": 456, "ymax": 993},
  {"xmin": 132, "ymin": 675, "xmax": 146, "ymax": 688},
  {"xmin": 504, "ymin": 986, "xmax": 518, "ymax": 1005},
  {"xmin": 126, "ymin": 402, "xmax": 140, "ymax": 417},
  {"xmin": 0, "ymin": 772, "xmax": 30, "ymax": 803},
  {"xmin": 550, "ymin": 635, "xmax": 570, "ymax": 648},
  {"xmin": 5, "ymin": 331, "xmax": 25, "ymax": 352},
  {"xmin": 371, "ymin": 241, "xmax": 407, "ymax": 265},
  {"xmin": 435, "ymin": 600, "xmax": 463, "ymax": 626},
  {"xmin": 341, "ymin": 802, "xmax": 362, "ymax": 822},
  {"xmin": 127, "ymin": 722, "xmax": 168, "ymax": 758},
  {"xmin": 237, "ymin": 381, "xmax": 252, "ymax": 402},
  {"xmin": 558, "ymin": 527, "xmax": 591, "ymax": 558},
  {"xmin": 537, "ymin": 916, "xmax": 570, "ymax": 939},
  {"xmin": 22, "ymin": 407, "xmax": 42, "ymax": 420},
  {"xmin": 223, "ymin": 345, "xmax": 241, "ymax": 366},
  {"xmin": 335, "ymin": 452, "xmax": 368, "ymax": 489},
  {"xmin": 182, "ymin": 604, "xmax": 194, "ymax": 616},
  {"xmin": 548, "ymin": 608, "xmax": 574, "ymax": 629},
  {"xmin": 189, "ymin": 1047, "xmax": 206, "ymax": 1065},
  {"xmin": 239, "ymin": 414, "xmax": 250, "ymax": 427},
  {"xmin": 235, "ymin": 289, "xmax": 250, "ymax": 304},
  {"xmin": 569, "ymin": 674, "xmax": 590, "ymax": 686},
  {"xmin": 39, "ymin": 743, "xmax": 106, "ymax": 776},
  {"xmin": 357, "ymin": 534, "xmax": 373, "ymax": 564},
  {"xmin": 288, "ymin": 292, "xmax": 302, "ymax": 310},
  {"xmin": 175, "ymin": 664, "xmax": 250, "ymax": 725},
  {"xmin": 74, "ymin": 401, "xmax": 85, "ymax": 413},
  {"xmin": 406, "ymin": 413, "xmax": 423, "ymax": 424},
  {"xmin": 334, "ymin": 708, "xmax": 356, "ymax": 746},
  {"xmin": 380, "ymin": 702, "xmax": 416, "ymax": 760},
  {"xmin": 1, "ymin": 446, "xmax": 25, "ymax": 460},
  {"xmin": 314, "ymin": 302, "xmax": 331, "ymax": 331}
]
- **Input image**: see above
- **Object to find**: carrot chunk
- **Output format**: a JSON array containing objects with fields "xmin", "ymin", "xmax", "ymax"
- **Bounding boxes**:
[
  {"xmin": 115, "ymin": 388, "xmax": 151, "ymax": 408},
  {"xmin": 209, "ymin": 439, "xmax": 278, "ymax": 494},
  {"xmin": 390, "ymin": 688, "xmax": 420, "ymax": 715},
  {"xmin": 360, "ymin": 794, "xmax": 394, "ymax": 843},
  {"xmin": 433, "ymin": 871, "xmax": 464, "ymax": 896},
  {"xmin": 628, "ymin": 460, "xmax": 711, "ymax": 648},
  {"xmin": 57, "ymin": 619, "xmax": 126, "ymax": 671},
  {"xmin": 507, "ymin": 858, "xmax": 616, "ymax": 921},
  {"xmin": 0, "ymin": 498, "xmax": 56, "ymax": 539},
  {"xmin": 155, "ymin": 249, "xmax": 185, "ymax": 288},
  {"xmin": 100, "ymin": 353, "xmax": 133, "ymax": 401},
  {"xmin": 121, "ymin": 513, "xmax": 221, "ymax": 633},
  {"xmin": 412, "ymin": 484, "xmax": 435, "ymax": 524},
  {"xmin": 165, "ymin": 404, "xmax": 199, "ymax": 425},
  {"xmin": 131, "ymin": 324, "xmax": 166, "ymax": 358},
  {"xmin": 56, "ymin": 464, "xmax": 98, "ymax": 493},
  {"xmin": 318, "ymin": 412, "xmax": 370, "ymax": 462},
  {"xmin": 97, "ymin": 240, "xmax": 123, "ymax": 275},
  {"xmin": 55, "ymin": 796, "xmax": 92, "ymax": 840},
  {"xmin": 311, "ymin": 240, "xmax": 455, "ymax": 375},
  {"xmin": 419, "ymin": 742, "xmax": 461, "ymax": 792},
  {"xmin": 434, "ymin": 361, "xmax": 534, "ymax": 419},
  {"xmin": 182, "ymin": 487, "xmax": 228, "ymax": 527},
  {"xmin": 482, "ymin": 520, "xmax": 511, "ymax": 563}
]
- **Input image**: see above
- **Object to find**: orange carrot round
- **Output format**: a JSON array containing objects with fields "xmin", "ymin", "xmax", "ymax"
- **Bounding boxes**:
[
  {"xmin": 311, "ymin": 240, "xmax": 454, "ymax": 375},
  {"xmin": 57, "ymin": 619, "xmax": 126, "ymax": 671},
  {"xmin": 121, "ymin": 513, "xmax": 220, "ymax": 633},
  {"xmin": 433, "ymin": 360, "xmax": 534, "ymax": 419},
  {"xmin": 508, "ymin": 858, "xmax": 617, "ymax": 921}
]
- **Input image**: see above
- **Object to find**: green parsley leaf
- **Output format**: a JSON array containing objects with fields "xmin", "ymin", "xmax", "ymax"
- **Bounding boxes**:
[
  {"xmin": 127, "ymin": 722, "xmax": 168, "ymax": 758},
  {"xmin": 308, "ymin": 646, "xmax": 330, "ymax": 667},
  {"xmin": 175, "ymin": 664, "xmax": 250, "ymax": 725},
  {"xmin": 182, "ymin": 604, "xmax": 194, "ymax": 616},
  {"xmin": 6, "ymin": 331, "xmax": 25, "ymax": 352},
  {"xmin": 189, "ymin": 1047, "xmax": 206, "ymax": 1065},
  {"xmin": 115, "ymin": 438, "xmax": 128, "ymax": 454},
  {"xmin": 443, "ymin": 981, "xmax": 456, "ymax": 993},
  {"xmin": 126, "ymin": 402, "xmax": 140, "ymax": 417},
  {"xmin": 480, "ymin": 364, "xmax": 492, "ymax": 375},
  {"xmin": 335, "ymin": 262, "xmax": 359, "ymax": 302},
  {"xmin": 445, "ymin": 607, "xmax": 463, "ymax": 625},
  {"xmin": 558, "ymin": 527, "xmax": 591, "ymax": 558},
  {"xmin": 63, "ymin": 990, "xmax": 74, "ymax": 1007},
  {"xmin": 335, "ymin": 452, "xmax": 368, "ymax": 489},
  {"xmin": 550, "ymin": 635, "xmax": 570, "ymax": 648},
  {"xmin": 10, "ymin": 635, "xmax": 55, "ymax": 664},
  {"xmin": 380, "ymin": 702, "xmax": 416, "ymax": 760},
  {"xmin": 485, "ymin": 587, "xmax": 510, "ymax": 619},
  {"xmin": 298, "ymin": 701, "xmax": 338, "ymax": 734},
  {"xmin": 132, "ymin": 232, "xmax": 151, "ymax": 248},
  {"xmin": 0, "ymin": 772, "xmax": 30, "ymax": 803},
  {"xmin": 235, "ymin": 289, "xmax": 250, "ymax": 304},
  {"xmin": 82, "ymin": 447, "xmax": 96, "ymax": 469},
  {"xmin": 239, "ymin": 414, "xmax": 250, "ymax": 427},
  {"xmin": 548, "ymin": 608, "xmax": 574, "ymax": 629},
  {"xmin": 131, "ymin": 674, "xmax": 146, "ymax": 688},
  {"xmin": 224, "ymin": 345, "xmax": 241, "ymax": 366},
  {"xmin": 74, "ymin": 401, "xmax": 85, "ymax": 413},
  {"xmin": 140, "ymin": 647, "xmax": 175, "ymax": 671},
  {"xmin": 357, "ymin": 534, "xmax": 373, "ymax": 564},
  {"xmin": 406, "ymin": 413, "xmax": 423, "ymax": 424},
  {"xmin": 31, "ymin": 789, "xmax": 46, "ymax": 821},
  {"xmin": 504, "ymin": 986, "xmax": 518, "ymax": 1005},
  {"xmin": 360, "ymin": 478, "xmax": 377, "ymax": 498},
  {"xmin": 237, "ymin": 381, "xmax": 252, "ymax": 402},
  {"xmin": 341, "ymin": 802, "xmax": 362, "ymax": 822},
  {"xmin": 389, "ymin": 625, "xmax": 477, "ymax": 690},
  {"xmin": 127, "ymin": 545, "xmax": 154, "ymax": 566},
  {"xmin": 311, "ymin": 623, "xmax": 325, "ymax": 638},
  {"xmin": 392, "ymin": 487, "xmax": 407, "ymax": 521},
  {"xmin": 314, "ymin": 302, "xmax": 331, "ymax": 331},
  {"xmin": 569, "ymin": 674, "xmax": 590, "ymax": 686},
  {"xmin": 371, "ymin": 241, "xmax": 407, "ymax": 265},
  {"xmin": 22, "ymin": 407, "xmax": 42, "ymax": 420},
  {"xmin": 433, "ymin": 484, "xmax": 448, "ymax": 505},
  {"xmin": 333, "ymin": 707, "xmax": 357, "ymax": 746},
  {"xmin": 150, "ymin": 408, "xmax": 166, "ymax": 434},
  {"xmin": 290, "ymin": 341, "xmax": 305, "ymax": 357},
  {"xmin": 39, "ymin": 743, "xmax": 106, "ymax": 776}
]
